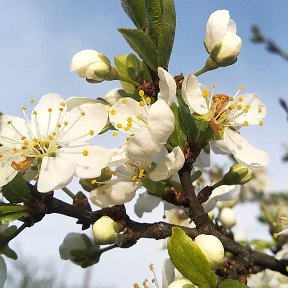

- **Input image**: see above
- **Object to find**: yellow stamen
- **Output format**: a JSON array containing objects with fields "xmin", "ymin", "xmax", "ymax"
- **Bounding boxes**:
[
  {"xmin": 132, "ymin": 175, "xmax": 138, "ymax": 182},
  {"xmin": 245, "ymin": 105, "xmax": 251, "ymax": 109},
  {"xmin": 137, "ymin": 115, "xmax": 142, "ymax": 120},
  {"xmin": 110, "ymin": 109, "xmax": 116, "ymax": 115},
  {"xmin": 127, "ymin": 122, "xmax": 132, "ymax": 128},
  {"xmin": 112, "ymin": 131, "xmax": 118, "ymax": 136},
  {"xmin": 127, "ymin": 117, "xmax": 132, "ymax": 122},
  {"xmin": 237, "ymin": 105, "xmax": 242, "ymax": 110},
  {"xmin": 243, "ymin": 121, "xmax": 249, "ymax": 126},
  {"xmin": 121, "ymin": 98, "xmax": 128, "ymax": 104},
  {"xmin": 89, "ymin": 130, "xmax": 94, "ymax": 136},
  {"xmin": 138, "ymin": 90, "xmax": 145, "ymax": 97},
  {"xmin": 91, "ymin": 179, "xmax": 97, "ymax": 185},
  {"xmin": 82, "ymin": 150, "xmax": 89, "ymax": 156},
  {"xmin": 202, "ymin": 89, "xmax": 209, "ymax": 98},
  {"xmin": 259, "ymin": 121, "xmax": 264, "ymax": 126},
  {"xmin": 48, "ymin": 108, "xmax": 52, "ymax": 112},
  {"xmin": 228, "ymin": 104, "xmax": 235, "ymax": 110},
  {"xmin": 116, "ymin": 123, "xmax": 122, "ymax": 129},
  {"xmin": 139, "ymin": 101, "xmax": 145, "ymax": 107},
  {"xmin": 80, "ymin": 112, "xmax": 85, "ymax": 116},
  {"xmin": 149, "ymin": 263, "xmax": 154, "ymax": 270},
  {"xmin": 238, "ymin": 97, "xmax": 243, "ymax": 102},
  {"xmin": 21, "ymin": 106, "xmax": 27, "ymax": 111},
  {"xmin": 239, "ymin": 85, "xmax": 245, "ymax": 90},
  {"xmin": 145, "ymin": 97, "xmax": 152, "ymax": 104},
  {"xmin": 124, "ymin": 127, "xmax": 130, "ymax": 131}
]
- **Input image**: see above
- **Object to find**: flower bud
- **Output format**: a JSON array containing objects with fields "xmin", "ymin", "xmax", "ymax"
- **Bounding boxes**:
[
  {"xmin": 204, "ymin": 10, "xmax": 242, "ymax": 67},
  {"xmin": 92, "ymin": 216, "xmax": 119, "ymax": 245},
  {"xmin": 194, "ymin": 234, "xmax": 224, "ymax": 269},
  {"xmin": 222, "ymin": 163, "xmax": 253, "ymax": 185},
  {"xmin": 70, "ymin": 49, "xmax": 111, "ymax": 82},
  {"xmin": 167, "ymin": 278, "xmax": 195, "ymax": 288},
  {"xmin": 219, "ymin": 207, "xmax": 236, "ymax": 229}
]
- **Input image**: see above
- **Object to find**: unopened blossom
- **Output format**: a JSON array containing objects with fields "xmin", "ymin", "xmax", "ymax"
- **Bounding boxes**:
[
  {"xmin": 70, "ymin": 49, "xmax": 111, "ymax": 82},
  {"xmin": 182, "ymin": 74, "xmax": 269, "ymax": 168},
  {"xmin": 194, "ymin": 234, "xmax": 224, "ymax": 269},
  {"xmin": 90, "ymin": 146, "xmax": 184, "ymax": 208},
  {"xmin": 92, "ymin": 216, "xmax": 119, "ymax": 245},
  {"xmin": 167, "ymin": 278, "xmax": 195, "ymax": 288},
  {"xmin": 219, "ymin": 207, "xmax": 237, "ymax": 229},
  {"xmin": 0, "ymin": 93, "xmax": 111, "ymax": 192},
  {"xmin": 204, "ymin": 10, "xmax": 242, "ymax": 65}
]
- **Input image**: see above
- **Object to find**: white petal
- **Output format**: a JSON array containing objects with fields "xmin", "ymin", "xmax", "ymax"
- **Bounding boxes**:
[
  {"xmin": 0, "ymin": 255, "xmax": 7, "ymax": 288},
  {"xmin": 149, "ymin": 147, "xmax": 185, "ymax": 181},
  {"xmin": 203, "ymin": 185, "xmax": 240, "ymax": 212},
  {"xmin": 0, "ymin": 147, "xmax": 23, "ymax": 187},
  {"xmin": 0, "ymin": 115, "xmax": 30, "ymax": 147},
  {"xmin": 108, "ymin": 145, "xmax": 128, "ymax": 167},
  {"xmin": 157, "ymin": 67, "xmax": 176, "ymax": 106},
  {"xmin": 59, "ymin": 144, "xmax": 111, "ymax": 178},
  {"xmin": 205, "ymin": 10, "xmax": 230, "ymax": 52},
  {"xmin": 194, "ymin": 149, "xmax": 210, "ymax": 168},
  {"xmin": 227, "ymin": 19, "xmax": 237, "ymax": 34},
  {"xmin": 65, "ymin": 96, "xmax": 99, "ymax": 111},
  {"xmin": 104, "ymin": 88, "xmax": 123, "ymax": 105},
  {"xmin": 90, "ymin": 180, "xmax": 140, "ymax": 207},
  {"xmin": 127, "ymin": 127, "xmax": 162, "ymax": 162},
  {"xmin": 37, "ymin": 156, "xmax": 76, "ymax": 192},
  {"xmin": 210, "ymin": 139, "xmax": 231, "ymax": 155},
  {"xmin": 218, "ymin": 33, "xmax": 242, "ymax": 59},
  {"xmin": 182, "ymin": 74, "xmax": 209, "ymax": 115},
  {"xmin": 223, "ymin": 128, "xmax": 269, "ymax": 168},
  {"xmin": 70, "ymin": 49, "xmax": 101, "ymax": 71},
  {"xmin": 59, "ymin": 103, "xmax": 107, "ymax": 143},
  {"xmin": 147, "ymin": 99, "xmax": 175, "ymax": 144},
  {"xmin": 230, "ymin": 94, "xmax": 266, "ymax": 126},
  {"xmin": 31, "ymin": 93, "xmax": 66, "ymax": 139},
  {"xmin": 134, "ymin": 192, "xmax": 161, "ymax": 218},
  {"xmin": 109, "ymin": 98, "xmax": 147, "ymax": 134}
]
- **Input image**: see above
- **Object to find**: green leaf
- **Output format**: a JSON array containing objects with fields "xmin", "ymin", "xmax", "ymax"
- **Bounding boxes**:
[
  {"xmin": 120, "ymin": 0, "xmax": 147, "ymax": 29},
  {"xmin": 142, "ymin": 177, "xmax": 167, "ymax": 197},
  {"xmin": 145, "ymin": 0, "xmax": 176, "ymax": 68},
  {"xmin": 169, "ymin": 103, "xmax": 188, "ymax": 150},
  {"xmin": 118, "ymin": 28, "xmax": 159, "ymax": 70},
  {"xmin": 218, "ymin": 279, "xmax": 250, "ymax": 288},
  {"xmin": 2, "ymin": 173, "xmax": 30, "ymax": 203},
  {"xmin": 168, "ymin": 227, "xmax": 217, "ymax": 288},
  {"xmin": 157, "ymin": 0, "xmax": 176, "ymax": 68},
  {"xmin": 0, "ymin": 211, "xmax": 26, "ymax": 225}
]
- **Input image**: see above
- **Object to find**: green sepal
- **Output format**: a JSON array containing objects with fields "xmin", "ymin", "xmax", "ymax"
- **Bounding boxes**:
[
  {"xmin": 0, "ymin": 245, "xmax": 18, "ymax": 260},
  {"xmin": 142, "ymin": 177, "xmax": 168, "ymax": 197},
  {"xmin": 218, "ymin": 279, "xmax": 250, "ymax": 288},
  {"xmin": 0, "ymin": 211, "xmax": 26, "ymax": 225},
  {"xmin": 168, "ymin": 227, "xmax": 217, "ymax": 288},
  {"xmin": 2, "ymin": 173, "xmax": 30, "ymax": 203},
  {"xmin": 168, "ymin": 103, "xmax": 188, "ymax": 150},
  {"xmin": 120, "ymin": 0, "xmax": 147, "ymax": 30},
  {"xmin": 118, "ymin": 28, "xmax": 159, "ymax": 70},
  {"xmin": 209, "ymin": 43, "xmax": 221, "ymax": 62}
]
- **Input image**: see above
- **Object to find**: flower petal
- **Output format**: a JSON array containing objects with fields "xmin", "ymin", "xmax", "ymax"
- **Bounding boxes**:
[
  {"xmin": 203, "ymin": 185, "xmax": 240, "ymax": 212},
  {"xmin": 0, "ymin": 115, "xmax": 30, "ymax": 147},
  {"xmin": 65, "ymin": 96, "xmax": 99, "ymax": 111},
  {"xmin": 194, "ymin": 149, "xmax": 211, "ymax": 168},
  {"xmin": 182, "ymin": 74, "xmax": 209, "ymax": 115},
  {"xmin": 147, "ymin": 99, "xmax": 175, "ymax": 144},
  {"xmin": 37, "ymin": 156, "xmax": 76, "ymax": 192},
  {"xmin": 109, "ymin": 98, "xmax": 147, "ymax": 134},
  {"xmin": 223, "ymin": 128, "xmax": 269, "ymax": 168},
  {"xmin": 134, "ymin": 192, "xmax": 161, "ymax": 218},
  {"xmin": 149, "ymin": 146, "xmax": 185, "ymax": 181},
  {"xmin": 58, "ymin": 144, "xmax": 111, "ymax": 178},
  {"xmin": 127, "ymin": 127, "xmax": 162, "ymax": 162},
  {"xmin": 218, "ymin": 32, "xmax": 242, "ymax": 59},
  {"xmin": 31, "ymin": 93, "xmax": 66, "ymax": 139},
  {"xmin": 205, "ymin": 10, "xmax": 230, "ymax": 51},
  {"xmin": 90, "ymin": 180, "xmax": 140, "ymax": 207},
  {"xmin": 108, "ymin": 145, "xmax": 128, "ymax": 167},
  {"xmin": 157, "ymin": 67, "xmax": 176, "ymax": 106},
  {"xmin": 70, "ymin": 49, "xmax": 102, "ymax": 71},
  {"xmin": 59, "ymin": 103, "xmax": 107, "ymax": 143}
]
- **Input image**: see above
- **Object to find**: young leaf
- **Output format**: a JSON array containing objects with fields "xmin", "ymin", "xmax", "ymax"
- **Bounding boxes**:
[
  {"xmin": 120, "ymin": 0, "xmax": 147, "ymax": 30},
  {"xmin": 2, "ymin": 173, "xmax": 30, "ymax": 203},
  {"xmin": 168, "ymin": 227, "xmax": 217, "ymax": 288},
  {"xmin": 118, "ymin": 28, "xmax": 159, "ymax": 70},
  {"xmin": 218, "ymin": 279, "xmax": 250, "ymax": 288}
]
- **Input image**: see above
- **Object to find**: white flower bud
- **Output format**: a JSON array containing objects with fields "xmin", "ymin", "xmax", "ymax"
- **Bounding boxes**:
[
  {"xmin": 194, "ymin": 234, "xmax": 224, "ymax": 269},
  {"xmin": 92, "ymin": 216, "xmax": 119, "ymax": 245},
  {"xmin": 70, "ymin": 49, "xmax": 111, "ymax": 81},
  {"xmin": 204, "ymin": 10, "xmax": 242, "ymax": 64},
  {"xmin": 167, "ymin": 278, "xmax": 195, "ymax": 288},
  {"xmin": 219, "ymin": 207, "xmax": 237, "ymax": 229},
  {"xmin": 104, "ymin": 88, "xmax": 123, "ymax": 105}
]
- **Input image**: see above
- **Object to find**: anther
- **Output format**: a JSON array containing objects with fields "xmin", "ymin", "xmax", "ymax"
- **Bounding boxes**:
[
  {"xmin": 138, "ymin": 90, "xmax": 144, "ymax": 97},
  {"xmin": 121, "ymin": 98, "xmax": 128, "ymax": 104},
  {"xmin": 89, "ymin": 130, "xmax": 94, "ymax": 136},
  {"xmin": 110, "ymin": 109, "xmax": 116, "ymax": 115},
  {"xmin": 82, "ymin": 150, "xmax": 89, "ymax": 156}
]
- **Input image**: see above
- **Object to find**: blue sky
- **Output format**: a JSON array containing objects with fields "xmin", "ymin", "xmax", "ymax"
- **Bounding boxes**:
[{"xmin": 1, "ymin": 1, "xmax": 288, "ymax": 287}]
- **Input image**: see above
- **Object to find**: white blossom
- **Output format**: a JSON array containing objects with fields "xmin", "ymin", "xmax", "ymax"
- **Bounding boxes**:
[{"xmin": 0, "ymin": 93, "xmax": 111, "ymax": 192}]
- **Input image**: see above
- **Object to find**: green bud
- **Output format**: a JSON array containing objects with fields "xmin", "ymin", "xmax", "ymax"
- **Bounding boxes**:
[{"xmin": 222, "ymin": 163, "xmax": 253, "ymax": 185}]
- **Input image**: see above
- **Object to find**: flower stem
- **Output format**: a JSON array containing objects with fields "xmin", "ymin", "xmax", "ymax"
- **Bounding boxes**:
[{"xmin": 62, "ymin": 187, "xmax": 75, "ymax": 199}]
